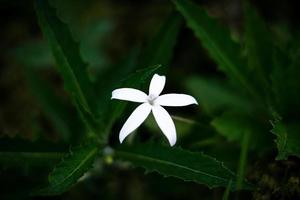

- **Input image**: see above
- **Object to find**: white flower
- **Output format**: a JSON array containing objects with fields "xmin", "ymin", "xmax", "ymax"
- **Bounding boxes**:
[{"xmin": 111, "ymin": 74, "xmax": 198, "ymax": 146}]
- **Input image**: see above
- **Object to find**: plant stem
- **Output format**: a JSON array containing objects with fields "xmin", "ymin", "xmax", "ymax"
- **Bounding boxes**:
[{"xmin": 237, "ymin": 131, "xmax": 250, "ymax": 191}]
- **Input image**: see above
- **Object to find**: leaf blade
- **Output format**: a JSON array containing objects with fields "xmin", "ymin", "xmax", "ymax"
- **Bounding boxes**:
[
  {"xmin": 244, "ymin": 2, "xmax": 272, "ymax": 99},
  {"xmin": 34, "ymin": 0, "xmax": 95, "ymax": 116},
  {"xmin": 172, "ymin": 0, "xmax": 258, "ymax": 99},
  {"xmin": 34, "ymin": 143, "xmax": 99, "ymax": 195},
  {"xmin": 115, "ymin": 144, "xmax": 253, "ymax": 190},
  {"xmin": 271, "ymin": 119, "xmax": 300, "ymax": 160},
  {"xmin": 186, "ymin": 77, "xmax": 253, "ymax": 114}
]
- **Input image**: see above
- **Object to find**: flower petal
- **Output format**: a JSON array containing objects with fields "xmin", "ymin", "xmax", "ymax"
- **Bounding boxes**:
[
  {"xmin": 155, "ymin": 93, "xmax": 198, "ymax": 107},
  {"xmin": 119, "ymin": 103, "xmax": 152, "ymax": 143},
  {"xmin": 111, "ymin": 88, "xmax": 148, "ymax": 103},
  {"xmin": 149, "ymin": 74, "xmax": 166, "ymax": 97},
  {"xmin": 152, "ymin": 105, "xmax": 176, "ymax": 146}
]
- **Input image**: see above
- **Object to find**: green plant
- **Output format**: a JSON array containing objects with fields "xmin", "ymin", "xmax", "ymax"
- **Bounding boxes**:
[{"xmin": 2, "ymin": 0, "xmax": 300, "ymax": 199}]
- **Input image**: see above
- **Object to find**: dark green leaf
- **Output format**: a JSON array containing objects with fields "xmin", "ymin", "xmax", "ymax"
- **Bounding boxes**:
[
  {"xmin": 172, "ymin": 0, "xmax": 258, "ymax": 99},
  {"xmin": 35, "ymin": 0, "xmax": 96, "ymax": 117},
  {"xmin": 211, "ymin": 111, "xmax": 270, "ymax": 151},
  {"xmin": 115, "ymin": 144, "xmax": 253, "ymax": 190},
  {"xmin": 271, "ymin": 48, "xmax": 300, "ymax": 118},
  {"xmin": 244, "ymin": 2, "xmax": 272, "ymax": 99},
  {"xmin": 186, "ymin": 77, "xmax": 253, "ymax": 114},
  {"xmin": 271, "ymin": 119, "xmax": 300, "ymax": 160},
  {"xmin": 0, "ymin": 137, "xmax": 67, "ymax": 167},
  {"xmin": 34, "ymin": 143, "xmax": 99, "ymax": 195}
]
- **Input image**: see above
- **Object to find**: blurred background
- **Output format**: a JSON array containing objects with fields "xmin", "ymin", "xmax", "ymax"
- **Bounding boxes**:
[{"xmin": 1, "ymin": 0, "xmax": 300, "ymax": 199}]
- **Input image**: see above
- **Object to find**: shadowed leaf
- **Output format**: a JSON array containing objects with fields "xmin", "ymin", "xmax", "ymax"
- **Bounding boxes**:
[
  {"xmin": 115, "ymin": 144, "xmax": 253, "ymax": 190},
  {"xmin": 34, "ymin": 143, "xmax": 99, "ymax": 195},
  {"xmin": 35, "ymin": 0, "xmax": 96, "ymax": 118},
  {"xmin": 173, "ymin": 0, "xmax": 258, "ymax": 99}
]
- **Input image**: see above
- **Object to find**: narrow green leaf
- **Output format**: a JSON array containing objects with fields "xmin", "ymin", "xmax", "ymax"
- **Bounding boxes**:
[
  {"xmin": 173, "ymin": 0, "xmax": 258, "ymax": 99},
  {"xmin": 271, "ymin": 48, "xmax": 300, "ymax": 118},
  {"xmin": 139, "ymin": 11, "xmax": 182, "ymax": 72},
  {"xmin": 271, "ymin": 119, "xmax": 300, "ymax": 160},
  {"xmin": 222, "ymin": 180, "xmax": 232, "ymax": 200},
  {"xmin": 0, "ymin": 137, "xmax": 67, "ymax": 167},
  {"xmin": 115, "ymin": 144, "xmax": 253, "ymax": 190},
  {"xmin": 236, "ymin": 131, "xmax": 250, "ymax": 190},
  {"xmin": 0, "ymin": 152, "xmax": 64, "ymax": 167},
  {"xmin": 244, "ymin": 2, "xmax": 272, "ymax": 99},
  {"xmin": 186, "ymin": 77, "xmax": 253, "ymax": 114},
  {"xmin": 34, "ymin": 0, "xmax": 96, "ymax": 117},
  {"xmin": 34, "ymin": 143, "xmax": 99, "ymax": 195}
]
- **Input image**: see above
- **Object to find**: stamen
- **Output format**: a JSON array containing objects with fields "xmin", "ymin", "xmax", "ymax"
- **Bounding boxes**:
[{"xmin": 147, "ymin": 94, "xmax": 157, "ymax": 105}]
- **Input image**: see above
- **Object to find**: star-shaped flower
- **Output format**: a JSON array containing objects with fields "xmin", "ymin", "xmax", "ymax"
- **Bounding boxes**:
[{"xmin": 111, "ymin": 74, "xmax": 198, "ymax": 146}]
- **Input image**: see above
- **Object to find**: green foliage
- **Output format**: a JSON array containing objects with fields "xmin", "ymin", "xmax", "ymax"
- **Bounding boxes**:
[
  {"xmin": 0, "ymin": 137, "xmax": 66, "ymax": 168},
  {"xmin": 244, "ymin": 2, "xmax": 273, "ymax": 98},
  {"xmin": 34, "ymin": 143, "xmax": 99, "ymax": 195},
  {"xmin": 174, "ymin": 0, "xmax": 300, "ymax": 159},
  {"xmin": 172, "ymin": 0, "xmax": 259, "ymax": 100},
  {"xmin": 271, "ymin": 119, "xmax": 300, "ymax": 160},
  {"xmin": 270, "ymin": 37, "xmax": 300, "ymax": 160},
  {"xmin": 272, "ymin": 48, "xmax": 300, "ymax": 119},
  {"xmin": 4, "ymin": 0, "xmax": 300, "ymax": 198},
  {"xmin": 211, "ymin": 111, "xmax": 269, "ymax": 150},
  {"xmin": 35, "ymin": 0, "xmax": 96, "ymax": 118},
  {"xmin": 236, "ymin": 131, "xmax": 250, "ymax": 190},
  {"xmin": 115, "ymin": 144, "xmax": 252, "ymax": 190},
  {"xmin": 186, "ymin": 77, "xmax": 253, "ymax": 114},
  {"xmin": 222, "ymin": 180, "xmax": 232, "ymax": 200}
]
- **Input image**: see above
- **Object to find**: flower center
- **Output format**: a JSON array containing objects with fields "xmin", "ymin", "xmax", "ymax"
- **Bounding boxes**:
[{"xmin": 147, "ymin": 94, "xmax": 157, "ymax": 105}]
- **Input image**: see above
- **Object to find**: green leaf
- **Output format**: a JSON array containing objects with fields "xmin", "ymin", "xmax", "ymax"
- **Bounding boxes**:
[
  {"xmin": 34, "ymin": 0, "xmax": 96, "ymax": 117},
  {"xmin": 222, "ymin": 179, "xmax": 233, "ymax": 200},
  {"xmin": 115, "ymin": 144, "xmax": 253, "ymax": 190},
  {"xmin": 211, "ymin": 111, "xmax": 270, "ymax": 151},
  {"xmin": 244, "ymin": 2, "xmax": 272, "ymax": 98},
  {"xmin": 186, "ymin": 77, "xmax": 253, "ymax": 114},
  {"xmin": 24, "ymin": 67, "xmax": 83, "ymax": 142},
  {"xmin": 0, "ymin": 137, "xmax": 67, "ymax": 167},
  {"xmin": 34, "ymin": 143, "xmax": 99, "ymax": 195},
  {"xmin": 271, "ymin": 119, "xmax": 300, "ymax": 160},
  {"xmin": 173, "ymin": 0, "xmax": 260, "ymax": 100},
  {"xmin": 80, "ymin": 20, "xmax": 113, "ymax": 75},
  {"xmin": 271, "ymin": 48, "xmax": 300, "ymax": 118},
  {"xmin": 139, "ymin": 11, "xmax": 182, "ymax": 72},
  {"xmin": 236, "ymin": 131, "xmax": 250, "ymax": 190}
]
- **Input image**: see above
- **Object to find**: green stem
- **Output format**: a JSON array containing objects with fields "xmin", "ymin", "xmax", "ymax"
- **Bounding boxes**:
[
  {"xmin": 236, "ymin": 131, "xmax": 250, "ymax": 190},
  {"xmin": 222, "ymin": 179, "xmax": 232, "ymax": 200}
]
